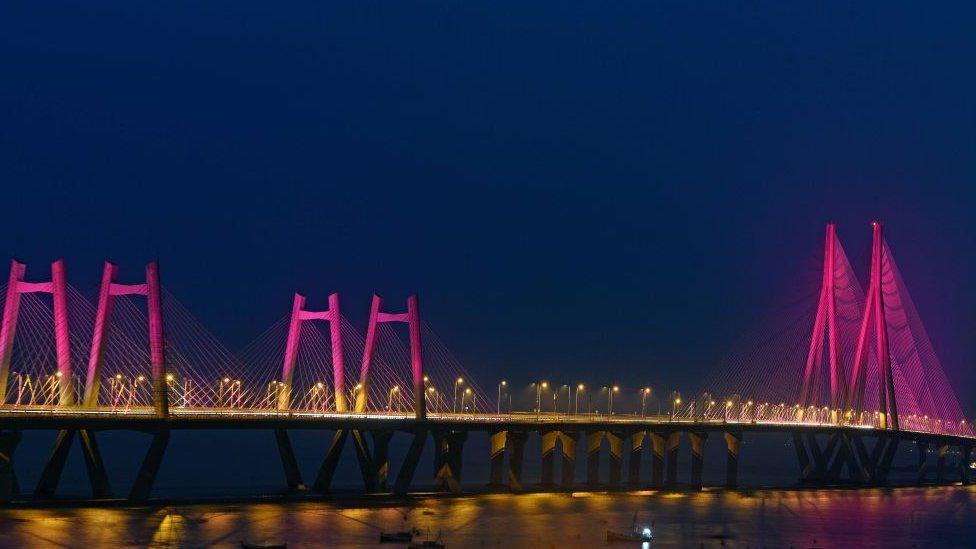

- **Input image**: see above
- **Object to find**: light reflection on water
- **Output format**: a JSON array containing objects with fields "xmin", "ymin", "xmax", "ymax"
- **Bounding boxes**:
[{"xmin": 1, "ymin": 486, "xmax": 974, "ymax": 548}]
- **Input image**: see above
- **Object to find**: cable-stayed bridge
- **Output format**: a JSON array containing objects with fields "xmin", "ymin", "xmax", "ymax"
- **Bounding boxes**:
[{"xmin": 0, "ymin": 222, "xmax": 972, "ymax": 503}]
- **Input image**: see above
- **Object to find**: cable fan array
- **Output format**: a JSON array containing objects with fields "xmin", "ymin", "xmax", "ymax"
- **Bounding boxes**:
[
  {"xmin": 703, "ymin": 225, "xmax": 972, "ymax": 436},
  {"xmin": 1, "ymin": 281, "xmax": 487, "ymax": 414}
]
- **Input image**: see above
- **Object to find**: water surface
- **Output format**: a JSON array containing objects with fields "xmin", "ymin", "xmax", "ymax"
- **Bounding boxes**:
[{"xmin": 1, "ymin": 486, "xmax": 973, "ymax": 548}]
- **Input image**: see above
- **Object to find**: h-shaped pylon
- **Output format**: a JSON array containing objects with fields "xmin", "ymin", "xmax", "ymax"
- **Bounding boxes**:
[
  {"xmin": 799, "ymin": 224, "xmax": 847, "ymax": 419},
  {"xmin": 0, "ymin": 259, "xmax": 73, "ymax": 405},
  {"xmin": 358, "ymin": 295, "xmax": 425, "ymax": 420},
  {"xmin": 279, "ymin": 293, "xmax": 347, "ymax": 412},
  {"xmin": 84, "ymin": 261, "xmax": 168, "ymax": 417},
  {"xmin": 847, "ymin": 222, "xmax": 898, "ymax": 430}
]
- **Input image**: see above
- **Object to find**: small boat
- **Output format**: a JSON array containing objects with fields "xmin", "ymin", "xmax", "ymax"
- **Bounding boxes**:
[
  {"xmin": 380, "ymin": 528, "xmax": 421, "ymax": 543},
  {"xmin": 240, "ymin": 542, "xmax": 287, "ymax": 549},
  {"xmin": 606, "ymin": 513, "xmax": 653, "ymax": 543},
  {"xmin": 407, "ymin": 541, "xmax": 445, "ymax": 549},
  {"xmin": 408, "ymin": 529, "xmax": 445, "ymax": 548}
]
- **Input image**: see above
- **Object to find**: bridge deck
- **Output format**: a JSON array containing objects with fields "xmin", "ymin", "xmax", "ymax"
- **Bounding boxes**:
[{"xmin": 1, "ymin": 407, "xmax": 971, "ymax": 444}]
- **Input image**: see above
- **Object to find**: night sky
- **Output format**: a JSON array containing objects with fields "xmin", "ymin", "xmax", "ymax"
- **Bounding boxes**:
[{"xmin": 3, "ymin": 3, "xmax": 975, "ymax": 409}]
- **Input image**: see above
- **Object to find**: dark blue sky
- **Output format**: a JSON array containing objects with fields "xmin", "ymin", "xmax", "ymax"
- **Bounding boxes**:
[{"xmin": 3, "ymin": 3, "xmax": 975, "ymax": 407}]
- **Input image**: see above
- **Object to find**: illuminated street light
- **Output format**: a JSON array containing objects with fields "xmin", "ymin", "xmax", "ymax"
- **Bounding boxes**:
[
  {"xmin": 534, "ymin": 381, "xmax": 548, "ymax": 420},
  {"xmin": 497, "ymin": 380, "xmax": 507, "ymax": 414},
  {"xmin": 574, "ymin": 384, "xmax": 585, "ymax": 415},
  {"xmin": 609, "ymin": 385, "xmax": 620, "ymax": 416},
  {"xmin": 454, "ymin": 377, "xmax": 464, "ymax": 413},
  {"xmin": 388, "ymin": 385, "xmax": 400, "ymax": 411},
  {"xmin": 641, "ymin": 387, "xmax": 652, "ymax": 418}
]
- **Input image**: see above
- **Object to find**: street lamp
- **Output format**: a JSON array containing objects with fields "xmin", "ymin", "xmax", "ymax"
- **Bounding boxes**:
[
  {"xmin": 534, "ymin": 381, "xmax": 548, "ymax": 420},
  {"xmin": 575, "ymin": 384, "xmax": 585, "ymax": 414},
  {"xmin": 388, "ymin": 385, "xmax": 400, "ymax": 411},
  {"xmin": 608, "ymin": 385, "xmax": 619, "ymax": 416},
  {"xmin": 497, "ymin": 380, "xmax": 507, "ymax": 414},
  {"xmin": 641, "ymin": 387, "xmax": 651, "ymax": 418},
  {"xmin": 454, "ymin": 377, "xmax": 464, "ymax": 413},
  {"xmin": 347, "ymin": 383, "xmax": 363, "ymax": 410},
  {"xmin": 427, "ymin": 386, "xmax": 438, "ymax": 412},
  {"xmin": 461, "ymin": 387, "xmax": 473, "ymax": 413}
]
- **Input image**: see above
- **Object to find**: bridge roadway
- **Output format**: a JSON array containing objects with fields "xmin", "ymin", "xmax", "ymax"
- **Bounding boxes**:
[{"xmin": 1, "ymin": 407, "xmax": 973, "ymax": 503}]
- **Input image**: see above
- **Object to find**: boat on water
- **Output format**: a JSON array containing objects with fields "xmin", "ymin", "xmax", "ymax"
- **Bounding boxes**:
[
  {"xmin": 240, "ymin": 542, "xmax": 287, "ymax": 549},
  {"xmin": 407, "ymin": 541, "xmax": 445, "ymax": 549},
  {"xmin": 606, "ymin": 513, "xmax": 653, "ymax": 543},
  {"xmin": 380, "ymin": 528, "xmax": 421, "ymax": 543},
  {"xmin": 407, "ymin": 529, "xmax": 445, "ymax": 548}
]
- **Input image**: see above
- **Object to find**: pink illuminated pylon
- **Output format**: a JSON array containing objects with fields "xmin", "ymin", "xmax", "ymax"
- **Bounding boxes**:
[
  {"xmin": 83, "ymin": 261, "xmax": 168, "ymax": 417},
  {"xmin": 358, "ymin": 295, "xmax": 425, "ymax": 420},
  {"xmin": 0, "ymin": 259, "xmax": 73, "ymax": 405},
  {"xmin": 278, "ymin": 292, "xmax": 346, "ymax": 411},
  {"xmin": 847, "ymin": 222, "xmax": 898, "ymax": 430},
  {"xmin": 798, "ymin": 224, "xmax": 847, "ymax": 420}
]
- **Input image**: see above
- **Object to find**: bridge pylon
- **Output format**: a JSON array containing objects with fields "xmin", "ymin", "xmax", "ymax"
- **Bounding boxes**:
[
  {"xmin": 0, "ymin": 259, "xmax": 73, "ymax": 405},
  {"xmin": 359, "ymin": 294, "xmax": 426, "ymax": 421},
  {"xmin": 278, "ymin": 292, "xmax": 346, "ymax": 411},
  {"xmin": 847, "ymin": 222, "xmax": 898, "ymax": 430},
  {"xmin": 798, "ymin": 224, "xmax": 850, "ymax": 422},
  {"xmin": 84, "ymin": 261, "xmax": 168, "ymax": 417}
]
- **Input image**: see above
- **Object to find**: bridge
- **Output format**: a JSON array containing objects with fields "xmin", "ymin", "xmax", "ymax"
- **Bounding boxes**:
[{"xmin": 0, "ymin": 222, "xmax": 972, "ymax": 503}]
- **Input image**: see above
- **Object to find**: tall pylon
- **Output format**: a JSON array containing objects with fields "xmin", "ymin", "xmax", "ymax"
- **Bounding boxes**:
[
  {"xmin": 798, "ymin": 224, "xmax": 848, "ymax": 422},
  {"xmin": 847, "ymin": 222, "xmax": 898, "ymax": 430}
]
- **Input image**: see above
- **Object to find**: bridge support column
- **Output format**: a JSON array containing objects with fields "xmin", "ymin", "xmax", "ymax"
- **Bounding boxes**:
[
  {"xmin": 79, "ymin": 429, "xmax": 111, "ymax": 497},
  {"xmin": 540, "ymin": 429, "xmax": 558, "ymax": 487},
  {"xmin": 724, "ymin": 432, "xmax": 741, "ymax": 488},
  {"xmin": 314, "ymin": 430, "xmax": 376, "ymax": 493},
  {"xmin": 560, "ymin": 431, "xmax": 579, "ymax": 489},
  {"xmin": 0, "ymin": 430, "xmax": 21, "ymax": 504},
  {"xmin": 394, "ymin": 428, "xmax": 428, "ymax": 495},
  {"xmin": 959, "ymin": 445, "xmax": 972, "ymax": 485},
  {"xmin": 488, "ymin": 430, "xmax": 507, "ymax": 490},
  {"xmin": 936, "ymin": 444, "xmax": 949, "ymax": 483},
  {"xmin": 129, "ymin": 429, "xmax": 170, "ymax": 502},
  {"xmin": 607, "ymin": 431, "xmax": 625, "ymax": 487},
  {"xmin": 804, "ymin": 433, "xmax": 836, "ymax": 483},
  {"xmin": 507, "ymin": 431, "xmax": 527, "ymax": 492},
  {"xmin": 628, "ymin": 431, "xmax": 645, "ymax": 486},
  {"xmin": 371, "ymin": 430, "xmax": 393, "ymax": 491},
  {"xmin": 586, "ymin": 431, "xmax": 604, "ymax": 486},
  {"xmin": 689, "ymin": 432, "xmax": 707, "ymax": 490},
  {"xmin": 792, "ymin": 433, "xmax": 812, "ymax": 481},
  {"xmin": 665, "ymin": 432, "xmax": 681, "ymax": 487},
  {"xmin": 34, "ymin": 429, "xmax": 111, "ymax": 499},
  {"xmin": 649, "ymin": 432, "xmax": 665, "ymax": 487},
  {"xmin": 34, "ymin": 430, "xmax": 76, "ymax": 498},
  {"xmin": 873, "ymin": 436, "xmax": 899, "ymax": 484},
  {"xmin": 274, "ymin": 428, "xmax": 305, "ymax": 490},
  {"xmin": 916, "ymin": 441, "xmax": 929, "ymax": 483},
  {"xmin": 434, "ymin": 430, "xmax": 466, "ymax": 493}
]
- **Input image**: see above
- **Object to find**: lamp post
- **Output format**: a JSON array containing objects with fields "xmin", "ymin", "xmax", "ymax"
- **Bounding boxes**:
[
  {"xmin": 641, "ymin": 387, "xmax": 651, "ymax": 418},
  {"xmin": 347, "ymin": 383, "xmax": 363, "ymax": 411},
  {"xmin": 387, "ymin": 385, "xmax": 400, "ymax": 411},
  {"xmin": 427, "ymin": 386, "xmax": 438, "ymax": 412},
  {"xmin": 497, "ymin": 380, "xmax": 507, "ymax": 414},
  {"xmin": 454, "ymin": 377, "xmax": 464, "ymax": 413},
  {"xmin": 671, "ymin": 393, "xmax": 681, "ymax": 421},
  {"xmin": 535, "ymin": 381, "xmax": 548, "ymax": 420},
  {"xmin": 574, "ymin": 384, "xmax": 585, "ymax": 414},
  {"xmin": 461, "ymin": 387, "xmax": 473, "ymax": 413},
  {"xmin": 608, "ymin": 385, "xmax": 619, "ymax": 416}
]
